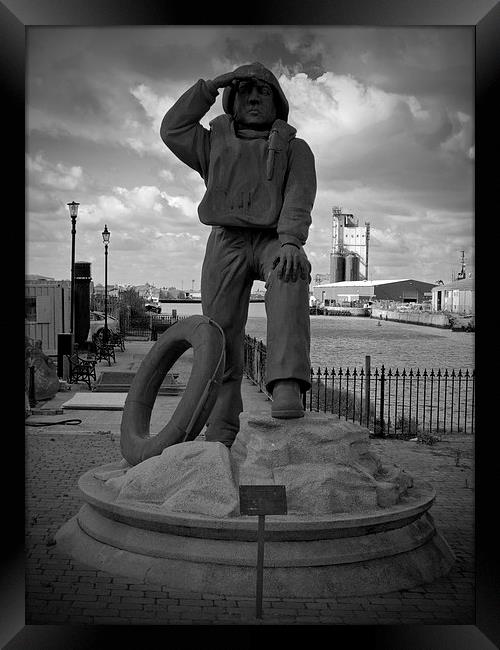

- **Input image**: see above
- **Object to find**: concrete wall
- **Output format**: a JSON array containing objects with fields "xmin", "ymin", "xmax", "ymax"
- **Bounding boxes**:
[
  {"xmin": 371, "ymin": 308, "xmax": 450, "ymax": 329},
  {"xmin": 323, "ymin": 306, "xmax": 369, "ymax": 316}
]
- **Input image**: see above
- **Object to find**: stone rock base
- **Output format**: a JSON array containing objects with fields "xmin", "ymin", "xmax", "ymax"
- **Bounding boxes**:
[
  {"xmin": 231, "ymin": 412, "xmax": 414, "ymax": 513},
  {"xmin": 55, "ymin": 411, "xmax": 455, "ymax": 597}
]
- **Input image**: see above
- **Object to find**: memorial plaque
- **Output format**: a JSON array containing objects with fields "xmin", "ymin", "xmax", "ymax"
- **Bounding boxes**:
[
  {"xmin": 239, "ymin": 485, "xmax": 287, "ymax": 516},
  {"xmin": 239, "ymin": 485, "xmax": 288, "ymax": 618}
]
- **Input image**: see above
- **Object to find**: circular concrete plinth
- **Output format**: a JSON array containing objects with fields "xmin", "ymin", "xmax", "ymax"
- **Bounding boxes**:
[{"xmin": 55, "ymin": 462, "xmax": 455, "ymax": 597}]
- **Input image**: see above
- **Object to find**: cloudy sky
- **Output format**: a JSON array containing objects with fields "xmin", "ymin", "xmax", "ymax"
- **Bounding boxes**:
[{"xmin": 26, "ymin": 26, "xmax": 474, "ymax": 290}]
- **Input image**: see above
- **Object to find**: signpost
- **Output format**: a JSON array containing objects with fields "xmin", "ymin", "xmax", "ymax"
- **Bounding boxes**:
[{"xmin": 239, "ymin": 485, "xmax": 287, "ymax": 619}]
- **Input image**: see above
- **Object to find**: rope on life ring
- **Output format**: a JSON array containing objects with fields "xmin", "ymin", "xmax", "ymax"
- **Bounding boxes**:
[{"xmin": 120, "ymin": 315, "xmax": 225, "ymax": 466}]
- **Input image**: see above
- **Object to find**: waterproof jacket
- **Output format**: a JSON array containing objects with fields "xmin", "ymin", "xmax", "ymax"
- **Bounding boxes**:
[{"xmin": 161, "ymin": 79, "xmax": 317, "ymax": 248}]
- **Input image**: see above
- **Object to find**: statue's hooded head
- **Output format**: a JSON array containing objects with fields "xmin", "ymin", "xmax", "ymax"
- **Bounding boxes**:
[{"xmin": 222, "ymin": 62, "xmax": 289, "ymax": 126}]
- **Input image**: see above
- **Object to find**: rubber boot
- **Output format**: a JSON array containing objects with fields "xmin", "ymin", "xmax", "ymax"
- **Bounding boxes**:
[
  {"xmin": 271, "ymin": 379, "xmax": 304, "ymax": 419},
  {"xmin": 204, "ymin": 376, "xmax": 243, "ymax": 448}
]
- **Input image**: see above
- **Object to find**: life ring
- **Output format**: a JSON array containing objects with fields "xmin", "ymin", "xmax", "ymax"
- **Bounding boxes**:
[{"xmin": 120, "ymin": 315, "xmax": 225, "ymax": 466}]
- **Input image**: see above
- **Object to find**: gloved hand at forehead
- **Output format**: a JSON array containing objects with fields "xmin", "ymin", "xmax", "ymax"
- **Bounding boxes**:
[
  {"xmin": 206, "ymin": 62, "xmax": 290, "ymax": 122},
  {"xmin": 208, "ymin": 69, "xmax": 263, "ymax": 92}
]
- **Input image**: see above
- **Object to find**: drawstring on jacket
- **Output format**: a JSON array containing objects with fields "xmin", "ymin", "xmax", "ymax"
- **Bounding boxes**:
[
  {"xmin": 235, "ymin": 121, "xmax": 293, "ymax": 182},
  {"xmin": 266, "ymin": 126, "xmax": 280, "ymax": 180}
]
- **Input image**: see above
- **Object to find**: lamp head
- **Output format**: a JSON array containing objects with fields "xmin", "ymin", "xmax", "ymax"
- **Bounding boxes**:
[
  {"xmin": 67, "ymin": 201, "xmax": 80, "ymax": 218},
  {"xmin": 102, "ymin": 224, "xmax": 110, "ymax": 244}
]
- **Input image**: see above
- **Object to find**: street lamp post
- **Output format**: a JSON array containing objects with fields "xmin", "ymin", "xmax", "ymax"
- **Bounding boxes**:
[
  {"xmin": 67, "ymin": 201, "xmax": 80, "ymax": 334},
  {"xmin": 102, "ymin": 224, "xmax": 110, "ymax": 343}
]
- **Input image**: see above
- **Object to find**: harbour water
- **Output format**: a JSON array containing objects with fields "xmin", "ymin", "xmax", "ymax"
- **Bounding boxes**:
[{"xmin": 160, "ymin": 302, "xmax": 474, "ymax": 371}]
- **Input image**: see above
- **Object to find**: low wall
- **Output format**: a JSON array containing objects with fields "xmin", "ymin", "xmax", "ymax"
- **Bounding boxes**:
[
  {"xmin": 313, "ymin": 307, "xmax": 369, "ymax": 317},
  {"xmin": 371, "ymin": 309, "xmax": 450, "ymax": 329}
]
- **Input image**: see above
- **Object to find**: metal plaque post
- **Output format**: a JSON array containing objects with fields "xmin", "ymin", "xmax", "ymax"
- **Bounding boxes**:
[{"xmin": 239, "ymin": 485, "xmax": 287, "ymax": 619}]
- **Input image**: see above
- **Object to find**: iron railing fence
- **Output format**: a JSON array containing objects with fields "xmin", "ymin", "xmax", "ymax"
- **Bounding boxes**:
[
  {"xmin": 244, "ymin": 335, "xmax": 475, "ymax": 437},
  {"xmin": 119, "ymin": 313, "xmax": 188, "ymax": 339}
]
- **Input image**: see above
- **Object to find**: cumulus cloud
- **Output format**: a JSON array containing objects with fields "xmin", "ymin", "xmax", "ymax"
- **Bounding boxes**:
[
  {"xmin": 283, "ymin": 71, "xmax": 473, "ymax": 169},
  {"xmin": 159, "ymin": 168, "xmax": 174, "ymax": 182},
  {"xmin": 26, "ymin": 26, "xmax": 474, "ymax": 285},
  {"xmin": 160, "ymin": 191, "xmax": 199, "ymax": 219},
  {"xmin": 27, "ymin": 153, "xmax": 83, "ymax": 191},
  {"xmin": 283, "ymin": 71, "xmax": 402, "ymax": 138}
]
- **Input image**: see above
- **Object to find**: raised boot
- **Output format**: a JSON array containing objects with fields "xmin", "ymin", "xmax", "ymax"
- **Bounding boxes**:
[{"xmin": 271, "ymin": 379, "xmax": 304, "ymax": 419}]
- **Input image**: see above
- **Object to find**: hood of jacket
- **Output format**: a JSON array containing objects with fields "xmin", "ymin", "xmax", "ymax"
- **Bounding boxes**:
[{"xmin": 222, "ymin": 62, "xmax": 289, "ymax": 122}]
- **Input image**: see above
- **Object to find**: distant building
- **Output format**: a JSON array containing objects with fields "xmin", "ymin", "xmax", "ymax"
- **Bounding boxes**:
[
  {"xmin": 134, "ymin": 283, "xmax": 160, "ymax": 303},
  {"xmin": 314, "ymin": 273, "xmax": 330, "ymax": 285},
  {"xmin": 25, "ymin": 274, "xmax": 56, "ymax": 282},
  {"xmin": 431, "ymin": 277, "xmax": 474, "ymax": 315},
  {"xmin": 25, "ymin": 278, "xmax": 71, "ymax": 353},
  {"xmin": 250, "ymin": 287, "xmax": 266, "ymax": 301},
  {"xmin": 313, "ymin": 279, "xmax": 435, "ymax": 306},
  {"xmin": 162, "ymin": 287, "xmax": 187, "ymax": 300},
  {"xmin": 92, "ymin": 283, "xmax": 120, "ymax": 298}
]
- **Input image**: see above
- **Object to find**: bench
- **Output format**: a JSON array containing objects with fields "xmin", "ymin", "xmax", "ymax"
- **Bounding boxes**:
[
  {"xmin": 66, "ymin": 350, "xmax": 97, "ymax": 390},
  {"xmin": 109, "ymin": 330, "xmax": 126, "ymax": 351},
  {"xmin": 92, "ymin": 334, "xmax": 116, "ymax": 365}
]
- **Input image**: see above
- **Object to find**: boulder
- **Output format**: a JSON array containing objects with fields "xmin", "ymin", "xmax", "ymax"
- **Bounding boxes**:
[
  {"xmin": 25, "ymin": 338, "xmax": 59, "ymax": 401},
  {"xmin": 109, "ymin": 412, "xmax": 416, "ymax": 518},
  {"xmin": 273, "ymin": 463, "xmax": 378, "ymax": 514},
  {"xmin": 230, "ymin": 411, "xmax": 414, "ymax": 514},
  {"xmin": 107, "ymin": 441, "xmax": 239, "ymax": 518}
]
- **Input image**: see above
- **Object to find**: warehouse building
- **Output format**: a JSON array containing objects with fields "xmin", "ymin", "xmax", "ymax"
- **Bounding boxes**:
[
  {"xmin": 431, "ymin": 277, "xmax": 474, "ymax": 315},
  {"xmin": 313, "ymin": 278, "xmax": 435, "ymax": 307}
]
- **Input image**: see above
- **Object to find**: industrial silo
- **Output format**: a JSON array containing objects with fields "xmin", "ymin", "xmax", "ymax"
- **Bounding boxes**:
[
  {"xmin": 345, "ymin": 253, "xmax": 360, "ymax": 281},
  {"xmin": 330, "ymin": 252, "xmax": 345, "ymax": 283}
]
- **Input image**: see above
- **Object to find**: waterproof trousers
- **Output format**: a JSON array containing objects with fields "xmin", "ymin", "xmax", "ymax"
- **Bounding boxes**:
[{"xmin": 201, "ymin": 226, "xmax": 311, "ymax": 446}]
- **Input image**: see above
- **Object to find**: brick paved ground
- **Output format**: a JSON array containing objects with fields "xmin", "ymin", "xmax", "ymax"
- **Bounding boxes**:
[{"xmin": 25, "ymin": 342, "xmax": 475, "ymax": 626}]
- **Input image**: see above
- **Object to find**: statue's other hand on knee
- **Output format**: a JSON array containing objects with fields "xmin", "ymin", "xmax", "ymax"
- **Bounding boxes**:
[{"xmin": 274, "ymin": 243, "xmax": 310, "ymax": 283}]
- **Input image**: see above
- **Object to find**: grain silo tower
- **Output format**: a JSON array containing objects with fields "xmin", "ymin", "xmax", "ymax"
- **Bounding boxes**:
[
  {"xmin": 330, "ymin": 206, "xmax": 345, "ymax": 282},
  {"xmin": 344, "ymin": 252, "xmax": 360, "ymax": 281},
  {"xmin": 330, "ymin": 206, "xmax": 370, "ymax": 281}
]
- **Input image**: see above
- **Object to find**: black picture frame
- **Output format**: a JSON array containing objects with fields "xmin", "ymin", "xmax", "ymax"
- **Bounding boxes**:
[{"xmin": 5, "ymin": 0, "xmax": 498, "ymax": 647}]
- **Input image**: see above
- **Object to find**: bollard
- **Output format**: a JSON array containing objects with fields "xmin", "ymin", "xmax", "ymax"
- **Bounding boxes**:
[
  {"xmin": 379, "ymin": 364, "xmax": 386, "ymax": 436},
  {"xmin": 29, "ymin": 365, "xmax": 37, "ymax": 408},
  {"xmin": 364, "ymin": 355, "xmax": 371, "ymax": 428}
]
